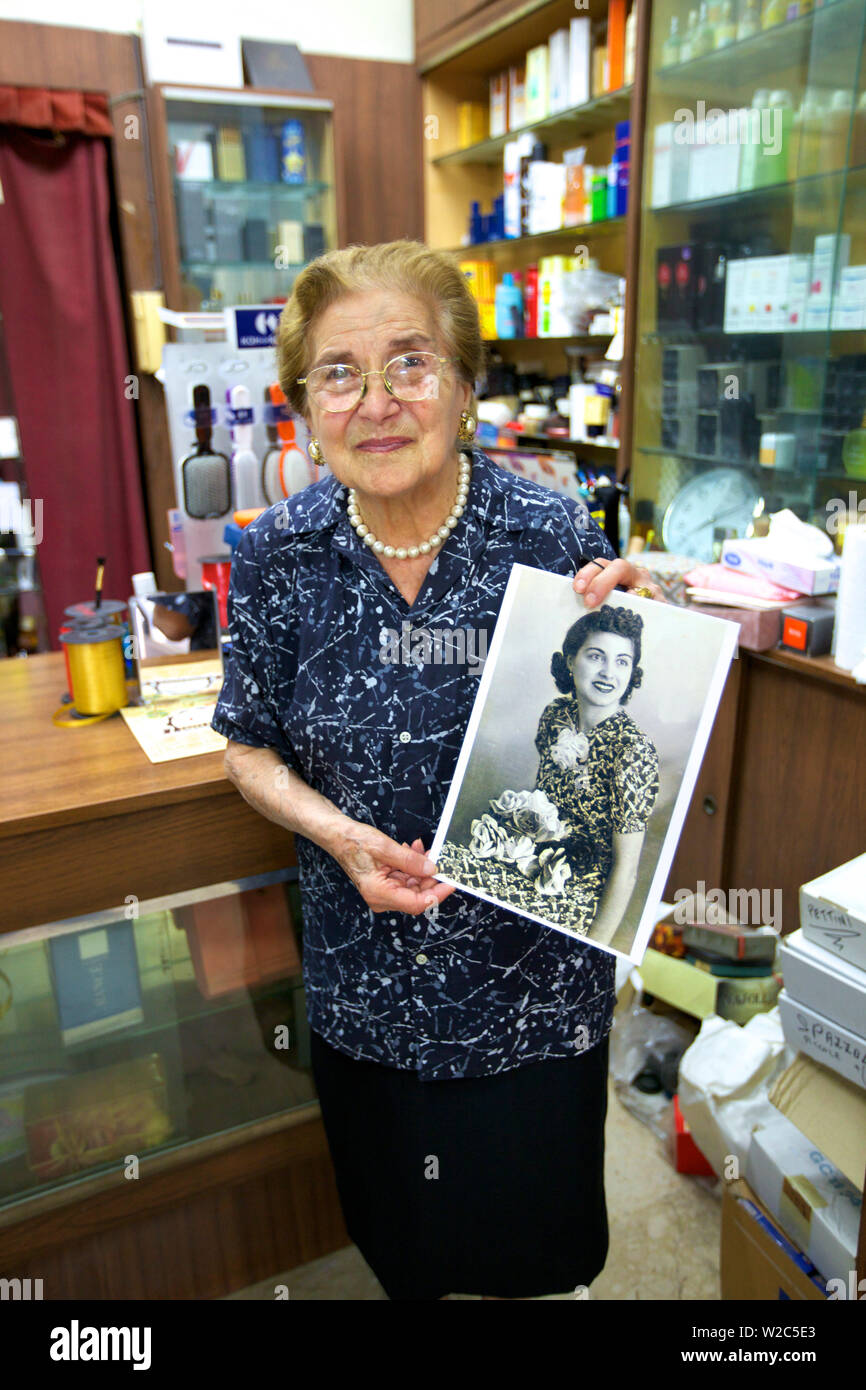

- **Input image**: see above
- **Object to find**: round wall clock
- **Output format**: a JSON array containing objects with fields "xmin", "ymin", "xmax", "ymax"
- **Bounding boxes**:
[{"xmin": 661, "ymin": 467, "xmax": 762, "ymax": 562}]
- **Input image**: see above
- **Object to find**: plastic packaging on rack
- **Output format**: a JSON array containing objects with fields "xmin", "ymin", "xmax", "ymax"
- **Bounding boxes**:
[{"xmin": 677, "ymin": 1008, "xmax": 796, "ymax": 1180}]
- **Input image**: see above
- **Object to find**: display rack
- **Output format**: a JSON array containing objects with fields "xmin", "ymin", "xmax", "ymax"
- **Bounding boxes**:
[{"xmin": 630, "ymin": 0, "xmax": 866, "ymax": 558}]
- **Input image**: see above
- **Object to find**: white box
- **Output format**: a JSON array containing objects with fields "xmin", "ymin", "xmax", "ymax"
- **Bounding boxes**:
[
  {"xmin": 742, "ymin": 257, "xmax": 771, "ymax": 333},
  {"xmin": 832, "ymin": 265, "xmax": 866, "ymax": 331},
  {"xmin": 778, "ymin": 990, "xmax": 866, "ymax": 1090},
  {"xmin": 548, "ymin": 29, "xmax": 571, "ymax": 114},
  {"xmin": 784, "ymin": 255, "xmax": 811, "ymax": 330},
  {"xmin": 508, "ymin": 65, "xmax": 526, "ymax": 130},
  {"xmin": 780, "ymin": 927, "xmax": 866, "ymax": 1038},
  {"xmin": 746, "ymin": 1112, "xmax": 862, "ymax": 1285},
  {"xmin": 651, "ymin": 122, "xmax": 690, "ymax": 208},
  {"xmin": 525, "ymin": 44, "xmax": 549, "ymax": 124},
  {"xmin": 527, "ymin": 162, "xmax": 566, "ymax": 235},
  {"xmin": 723, "ymin": 258, "xmax": 748, "ymax": 333},
  {"xmin": 800, "ymin": 854, "xmax": 866, "ymax": 973},
  {"xmin": 721, "ymin": 539, "xmax": 841, "ymax": 594},
  {"xmin": 568, "ymin": 17, "xmax": 590, "ymax": 108}
]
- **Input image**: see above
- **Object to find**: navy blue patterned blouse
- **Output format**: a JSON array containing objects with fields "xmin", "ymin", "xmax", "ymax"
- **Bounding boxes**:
[{"xmin": 212, "ymin": 445, "xmax": 617, "ymax": 1080}]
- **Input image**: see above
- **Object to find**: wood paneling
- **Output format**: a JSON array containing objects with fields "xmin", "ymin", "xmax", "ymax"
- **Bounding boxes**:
[
  {"xmin": 663, "ymin": 656, "xmax": 742, "ymax": 902},
  {"xmin": 305, "ymin": 53, "xmax": 424, "ymax": 245},
  {"xmin": 724, "ymin": 654, "xmax": 866, "ymax": 934},
  {"xmin": 0, "ymin": 1117, "xmax": 350, "ymax": 1298}
]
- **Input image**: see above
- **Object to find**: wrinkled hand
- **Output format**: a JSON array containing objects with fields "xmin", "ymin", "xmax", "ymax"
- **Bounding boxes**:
[
  {"xmin": 336, "ymin": 824, "xmax": 455, "ymax": 915},
  {"xmin": 573, "ymin": 557, "xmax": 666, "ymax": 607}
]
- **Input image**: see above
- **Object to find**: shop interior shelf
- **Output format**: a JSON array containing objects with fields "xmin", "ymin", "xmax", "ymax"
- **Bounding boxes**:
[
  {"xmin": 433, "ymin": 87, "xmax": 633, "ymax": 167},
  {"xmin": 634, "ymin": 445, "xmax": 856, "ymax": 481},
  {"xmin": 655, "ymin": 0, "xmax": 866, "ymax": 93},
  {"xmin": 450, "ymin": 215, "xmax": 626, "ymax": 256},
  {"xmin": 649, "ymin": 163, "xmax": 866, "ymax": 222},
  {"xmin": 181, "ymin": 259, "xmax": 303, "ymax": 271},
  {"xmin": 172, "ymin": 178, "xmax": 330, "ymax": 196}
]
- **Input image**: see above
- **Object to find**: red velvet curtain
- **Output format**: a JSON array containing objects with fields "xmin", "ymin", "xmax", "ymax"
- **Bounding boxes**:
[{"xmin": 0, "ymin": 111, "xmax": 150, "ymax": 645}]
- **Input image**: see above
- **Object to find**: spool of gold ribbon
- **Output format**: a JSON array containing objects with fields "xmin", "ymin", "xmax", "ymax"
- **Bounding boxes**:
[{"xmin": 54, "ymin": 627, "xmax": 128, "ymax": 726}]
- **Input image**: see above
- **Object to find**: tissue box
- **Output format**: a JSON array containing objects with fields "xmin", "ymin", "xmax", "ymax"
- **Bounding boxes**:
[
  {"xmin": 779, "ymin": 928, "xmax": 866, "ymax": 1040},
  {"xmin": 778, "ymin": 989, "xmax": 866, "ymax": 1091},
  {"xmin": 800, "ymin": 854, "xmax": 866, "ymax": 973},
  {"xmin": 721, "ymin": 539, "xmax": 841, "ymax": 595},
  {"xmin": 745, "ymin": 1112, "xmax": 862, "ymax": 1284}
]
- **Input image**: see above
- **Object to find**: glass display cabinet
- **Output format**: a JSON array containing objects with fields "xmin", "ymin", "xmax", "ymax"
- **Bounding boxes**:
[
  {"xmin": 0, "ymin": 868, "xmax": 314, "ymax": 1213},
  {"xmin": 630, "ymin": 0, "xmax": 866, "ymax": 560},
  {"xmin": 152, "ymin": 86, "xmax": 338, "ymax": 312}
]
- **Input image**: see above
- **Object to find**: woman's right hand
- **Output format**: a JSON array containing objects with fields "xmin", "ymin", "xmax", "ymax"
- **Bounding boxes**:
[{"xmin": 333, "ymin": 821, "xmax": 455, "ymax": 916}]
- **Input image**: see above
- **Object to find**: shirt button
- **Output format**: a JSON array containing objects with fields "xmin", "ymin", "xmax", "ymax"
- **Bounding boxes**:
[
  {"xmin": 415, "ymin": 953, "xmax": 428, "ymax": 964},
  {"xmin": 398, "ymin": 730, "xmax": 411, "ymax": 744}
]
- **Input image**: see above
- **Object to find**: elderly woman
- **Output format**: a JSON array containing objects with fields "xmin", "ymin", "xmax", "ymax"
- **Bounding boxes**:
[{"xmin": 212, "ymin": 239, "xmax": 661, "ymax": 1302}]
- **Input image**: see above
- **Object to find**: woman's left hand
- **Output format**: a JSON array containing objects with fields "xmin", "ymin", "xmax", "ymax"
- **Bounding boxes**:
[{"xmin": 573, "ymin": 558, "xmax": 666, "ymax": 607}]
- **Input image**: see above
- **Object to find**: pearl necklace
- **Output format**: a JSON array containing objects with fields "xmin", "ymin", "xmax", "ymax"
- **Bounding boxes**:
[{"xmin": 347, "ymin": 451, "xmax": 471, "ymax": 559}]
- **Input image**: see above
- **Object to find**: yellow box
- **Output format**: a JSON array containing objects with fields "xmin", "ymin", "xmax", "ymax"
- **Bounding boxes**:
[{"xmin": 458, "ymin": 102, "xmax": 488, "ymax": 148}]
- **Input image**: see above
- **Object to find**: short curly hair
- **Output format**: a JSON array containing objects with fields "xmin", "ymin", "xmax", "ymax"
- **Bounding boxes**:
[
  {"xmin": 275, "ymin": 238, "xmax": 484, "ymax": 421},
  {"xmin": 551, "ymin": 606, "xmax": 644, "ymax": 702}
]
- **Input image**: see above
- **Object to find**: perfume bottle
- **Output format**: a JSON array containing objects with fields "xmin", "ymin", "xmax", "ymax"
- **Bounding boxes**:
[
  {"xmin": 737, "ymin": 0, "xmax": 761, "ymax": 37},
  {"xmin": 681, "ymin": 10, "xmax": 699, "ymax": 61},
  {"xmin": 694, "ymin": 0, "xmax": 716, "ymax": 53},
  {"xmin": 715, "ymin": 0, "xmax": 737, "ymax": 45},
  {"xmin": 662, "ymin": 14, "xmax": 682, "ymax": 64}
]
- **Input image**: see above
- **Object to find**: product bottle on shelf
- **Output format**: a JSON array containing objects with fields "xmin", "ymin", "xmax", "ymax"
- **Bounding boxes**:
[
  {"xmin": 520, "ymin": 140, "xmax": 547, "ymax": 237},
  {"xmin": 739, "ymin": 89, "xmax": 772, "ymax": 189},
  {"xmin": 736, "ymin": 0, "xmax": 761, "ymax": 38},
  {"xmin": 796, "ymin": 89, "xmax": 825, "ymax": 177},
  {"xmin": 825, "ymin": 89, "xmax": 854, "ymax": 171},
  {"xmin": 624, "ymin": 6, "xmax": 637, "ymax": 84},
  {"xmin": 662, "ymin": 14, "xmax": 682, "ymax": 64},
  {"xmin": 754, "ymin": 90, "xmax": 794, "ymax": 186},
  {"xmin": 760, "ymin": 0, "xmax": 787, "ymax": 28},
  {"xmin": 494, "ymin": 273, "xmax": 525, "ymax": 338},
  {"xmin": 694, "ymin": 1, "xmax": 716, "ymax": 54},
  {"xmin": 852, "ymin": 91, "xmax": 866, "ymax": 167},
  {"xmin": 680, "ymin": 10, "xmax": 699, "ymax": 61},
  {"xmin": 715, "ymin": 0, "xmax": 737, "ymax": 45}
]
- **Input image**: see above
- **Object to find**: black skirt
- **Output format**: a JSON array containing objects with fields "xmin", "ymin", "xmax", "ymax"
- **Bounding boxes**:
[{"xmin": 309, "ymin": 1027, "xmax": 610, "ymax": 1300}]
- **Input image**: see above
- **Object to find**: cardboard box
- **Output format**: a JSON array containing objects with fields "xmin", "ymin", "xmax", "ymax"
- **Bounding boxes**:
[
  {"xmin": 650, "ymin": 122, "xmax": 690, "ymax": 208},
  {"xmin": 568, "ymin": 17, "xmax": 590, "ymax": 108},
  {"xmin": 637, "ymin": 948, "xmax": 719, "ymax": 1018},
  {"xmin": 720, "ymin": 539, "xmax": 841, "ymax": 595},
  {"xmin": 800, "ymin": 854, "xmax": 866, "ymax": 974},
  {"xmin": 778, "ymin": 989, "xmax": 866, "ymax": 1091},
  {"xmin": 780, "ymin": 928, "xmax": 866, "ymax": 1040},
  {"xmin": 769, "ymin": 1052, "xmax": 866, "ymax": 1188},
  {"xmin": 721, "ymin": 1178, "xmax": 828, "ymax": 1300},
  {"xmin": 745, "ymin": 1111, "xmax": 862, "ymax": 1283}
]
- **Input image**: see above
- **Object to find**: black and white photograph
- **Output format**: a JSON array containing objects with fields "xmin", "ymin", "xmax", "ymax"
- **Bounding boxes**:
[{"xmin": 432, "ymin": 564, "xmax": 738, "ymax": 962}]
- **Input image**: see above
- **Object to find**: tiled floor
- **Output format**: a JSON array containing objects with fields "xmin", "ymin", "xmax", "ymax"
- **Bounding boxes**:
[{"xmin": 227, "ymin": 1075, "xmax": 723, "ymax": 1301}]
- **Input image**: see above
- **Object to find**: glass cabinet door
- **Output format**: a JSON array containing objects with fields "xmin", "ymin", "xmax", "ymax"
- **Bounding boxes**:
[
  {"xmin": 0, "ymin": 869, "xmax": 312, "ymax": 1211},
  {"xmin": 163, "ymin": 87, "xmax": 337, "ymax": 311},
  {"xmin": 631, "ymin": 0, "xmax": 866, "ymax": 561}
]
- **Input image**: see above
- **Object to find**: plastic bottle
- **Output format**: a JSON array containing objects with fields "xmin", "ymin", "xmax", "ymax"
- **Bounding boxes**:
[
  {"xmin": 826, "ymin": 89, "xmax": 854, "ymax": 171},
  {"xmin": 715, "ymin": 0, "xmax": 737, "ymax": 45},
  {"xmin": 662, "ymin": 14, "xmax": 681, "ymax": 65},
  {"xmin": 760, "ymin": 0, "xmax": 787, "ymax": 28},
  {"xmin": 494, "ymin": 273, "xmax": 525, "ymax": 339},
  {"xmin": 737, "ymin": 0, "xmax": 761, "ymax": 38},
  {"xmin": 739, "ymin": 89, "xmax": 772, "ymax": 190},
  {"xmin": 681, "ymin": 10, "xmax": 699, "ymax": 61},
  {"xmin": 797, "ymin": 89, "xmax": 825, "ymax": 177},
  {"xmin": 694, "ymin": 0, "xmax": 716, "ymax": 54},
  {"xmin": 852, "ymin": 90, "xmax": 866, "ymax": 168},
  {"xmin": 624, "ymin": 7, "xmax": 637, "ymax": 84},
  {"xmin": 754, "ymin": 90, "xmax": 794, "ymax": 186}
]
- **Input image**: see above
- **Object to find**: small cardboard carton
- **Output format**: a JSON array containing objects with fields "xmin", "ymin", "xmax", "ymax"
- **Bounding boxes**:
[
  {"xmin": 769, "ymin": 1052, "xmax": 866, "ymax": 1189},
  {"xmin": 800, "ymin": 855, "xmax": 866, "ymax": 975},
  {"xmin": 721, "ymin": 1178, "xmax": 827, "ymax": 1300}
]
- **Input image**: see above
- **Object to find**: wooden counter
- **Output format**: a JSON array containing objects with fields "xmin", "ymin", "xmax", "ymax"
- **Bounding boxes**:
[
  {"xmin": 0, "ymin": 653, "xmax": 296, "ymax": 934},
  {"xmin": 0, "ymin": 653, "xmax": 349, "ymax": 1298}
]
